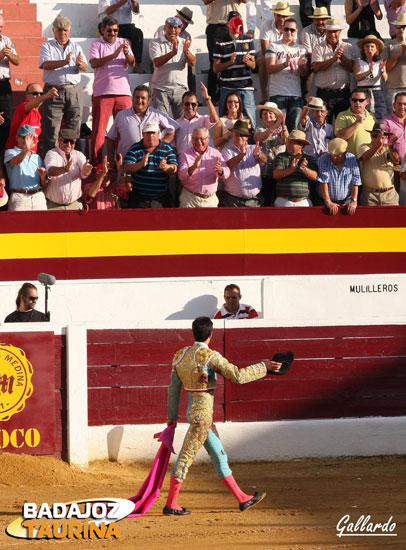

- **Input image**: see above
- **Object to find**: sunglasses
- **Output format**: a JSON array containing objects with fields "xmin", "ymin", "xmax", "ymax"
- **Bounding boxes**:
[
  {"xmin": 106, "ymin": 29, "xmax": 119, "ymax": 33},
  {"xmin": 184, "ymin": 102, "xmax": 197, "ymax": 107},
  {"xmin": 26, "ymin": 296, "xmax": 38, "ymax": 301},
  {"xmin": 29, "ymin": 91, "xmax": 44, "ymax": 96},
  {"xmin": 62, "ymin": 138, "xmax": 75, "ymax": 144},
  {"xmin": 371, "ymin": 132, "xmax": 383, "ymax": 138},
  {"xmin": 396, "ymin": 25, "xmax": 406, "ymax": 29},
  {"xmin": 351, "ymin": 98, "xmax": 367, "ymax": 103},
  {"xmin": 283, "ymin": 27, "xmax": 296, "ymax": 32}
]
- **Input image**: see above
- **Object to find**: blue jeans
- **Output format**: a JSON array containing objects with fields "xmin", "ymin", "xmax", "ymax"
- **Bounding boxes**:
[
  {"xmin": 272, "ymin": 95, "xmax": 303, "ymax": 132},
  {"xmin": 219, "ymin": 88, "xmax": 257, "ymax": 129}
]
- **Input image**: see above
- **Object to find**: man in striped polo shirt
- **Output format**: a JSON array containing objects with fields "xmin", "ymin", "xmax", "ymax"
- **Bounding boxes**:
[
  {"xmin": 213, "ymin": 15, "xmax": 256, "ymax": 127},
  {"xmin": 122, "ymin": 121, "xmax": 178, "ymax": 208}
]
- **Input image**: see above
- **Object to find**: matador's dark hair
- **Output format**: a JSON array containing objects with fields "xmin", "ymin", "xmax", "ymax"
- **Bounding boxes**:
[{"xmin": 192, "ymin": 317, "xmax": 213, "ymax": 342}]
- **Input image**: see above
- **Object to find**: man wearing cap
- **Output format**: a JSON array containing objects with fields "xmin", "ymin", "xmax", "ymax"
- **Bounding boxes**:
[
  {"xmin": 273, "ymin": 129, "xmax": 318, "ymax": 206},
  {"xmin": 98, "ymin": 0, "xmax": 144, "ymax": 72},
  {"xmin": 175, "ymin": 82, "xmax": 219, "ymax": 155},
  {"xmin": 178, "ymin": 126, "xmax": 229, "ymax": 207},
  {"xmin": 122, "ymin": 121, "xmax": 178, "ymax": 208},
  {"xmin": 300, "ymin": 96, "xmax": 333, "ymax": 159},
  {"xmin": 106, "ymin": 84, "xmax": 179, "ymax": 168},
  {"xmin": 44, "ymin": 129, "xmax": 93, "ymax": 209},
  {"xmin": 258, "ymin": 2, "xmax": 293, "ymax": 104},
  {"xmin": 89, "ymin": 15, "xmax": 135, "ymax": 164},
  {"xmin": 358, "ymin": 122, "xmax": 400, "ymax": 205},
  {"xmin": 317, "ymin": 137, "xmax": 361, "ymax": 214},
  {"xmin": 149, "ymin": 17, "xmax": 196, "ymax": 120},
  {"xmin": 311, "ymin": 19, "xmax": 355, "ymax": 121},
  {"xmin": 221, "ymin": 120, "xmax": 266, "ymax": 206},
  {"xmin": 39, "ymin": 16, "xmax": 87, "ymax": 155},
  {"xmin": 383, "ymin": 92, "xmax": 406, "ymax": 159},
  {"xmin": 301, "ymin": 7, "xmax": 329, "ymax": 56},
  {"xmin": 335, "ymin": 88, "xmax": 375, "ymax": 156},
  {"xmin": 205, "ymin": 2, "xmax": 248, "ymax": 100},
  {"xmin": 254, "ymin": 102, "xmax": 286, "ymax": 205},
  {"xmin": 4, "ymin": 124, "xmax": 48, "ymax": 211},
  {"xmin": 0, "ymin": 14, "xmax": 20, "ymax": 152},
  {"xmin": 213, "ymin": 15, "xmax": 257, "ymax": 127},
  {"xmin": 154, "ymin": 7, "xmax": 195, "ymax": 92},
  {"xmin": 382, "ymin": 14, "xmax": 406, "ymax": 112},
  {"xmin": 265, "ymin": 18, "xmax": 308, "ymax": 131},
  {"xmin": 6, "ymin": 83, "xmax": 58, "ymax": 153}
]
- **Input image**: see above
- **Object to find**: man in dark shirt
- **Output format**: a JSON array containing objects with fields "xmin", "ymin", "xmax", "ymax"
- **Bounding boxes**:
[{"xmin": 4, "ymin": 283, "xmax": 47, "ymax": 322}]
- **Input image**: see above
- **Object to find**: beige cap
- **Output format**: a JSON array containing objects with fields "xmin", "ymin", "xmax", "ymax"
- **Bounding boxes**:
[
  {"xmin": 391, "ymin": 12, "xmax": 406, "ymax": 25},
  {"xmin": 328, "ymin": 138, "xmax": 348, "ymax": 155},
  {"xmin": 307, "ymin": 97, "xmax": 326, "ymax": 110},
  {"xmin": 256, "ymin": 101, "xmax": 283, "ymax": 118},
  {"xmin": 53, "ymin": 15, "xmax": 71, "ymax": 29},
  {"xmin": 271, "ymin": 2, "xmax": 294, "ymax": 16},
  {"xmin": 325, "ymin": 18, "xmax": 344, "ymax": 31},
  {"xmin": 309, "ymin": 6, "xmax": 330, "ymax": 18},
  {"xmin": 287, "ymin": 129, "xmax": 310, "ymax": 145},
  {"xmin": 143, "ymin": 121, "xmax": 160, "ymax": 133}
]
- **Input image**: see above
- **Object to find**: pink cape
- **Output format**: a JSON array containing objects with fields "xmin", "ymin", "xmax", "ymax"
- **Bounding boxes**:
[{"xmin": 127, "ymin": 424, "xmax": 176, "ymax": 517}]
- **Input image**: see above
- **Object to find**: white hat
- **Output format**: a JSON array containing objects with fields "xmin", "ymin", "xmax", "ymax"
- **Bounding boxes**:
[
  {"xmin": 142, "ymin": 121, "xmax": 160, "ymax": 133},
  {"xmin": 307, "ymin": 97, "xmax": 326, "ymax": 110},
  {"xmin": 325, "ymin": 18, "xmax": 344, "ymax": 31}
]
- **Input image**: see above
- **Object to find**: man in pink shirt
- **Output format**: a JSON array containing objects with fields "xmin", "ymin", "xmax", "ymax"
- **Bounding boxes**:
[
  {"xmin": 178, "ymin": 126, "xmax": 229, "ymax": 207},
  {"xmin": 383, "ymin": 92, "xmax": 406, "ymax": 159},
  {"xmin": 89, "ymin": 15, "xmax": 135, "ymax": 164},
  {"xmin": 174, "ymin": 82, "xmax": 218, "ymax": 154}
]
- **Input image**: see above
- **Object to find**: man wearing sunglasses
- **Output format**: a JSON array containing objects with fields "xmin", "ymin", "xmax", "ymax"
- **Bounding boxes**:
[
  {"xmin": 89, "ymin": 15, "xmax": 134, "ymax": 164},
  {"xmin": 44, "ymin": 129, "xmax": 92, "ymax": 209},
  {"xmin": 6, "ymin": 83, "xmax": 58, "ymax": 153},
  {"xmin": 4, "ymin": 283, "xmax": 47, "ymax": 323},
  {"xmin": 335, "ymin": 88, "xmax": 375, "ymax": 155}
]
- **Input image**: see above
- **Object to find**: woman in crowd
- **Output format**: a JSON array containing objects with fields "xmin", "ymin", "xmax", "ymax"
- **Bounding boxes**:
[
  {"xmin": 353, "ymin": 34, "xmax": 387, "ymax": 120},
  {"xmin": 214, "ymin": 92, "xmax": 250, "ymax": 150},
  {"xmin": 345, "ymin": 0, "xmax": 383, "ymax": 51}
]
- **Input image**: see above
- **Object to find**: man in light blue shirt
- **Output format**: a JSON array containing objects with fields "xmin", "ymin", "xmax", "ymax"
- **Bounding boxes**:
[
  {"xmin": 39, "ymin": 16, "xmax": 87, "ymax": 154},
  {"xmin": 5, "ymin": 124, "xmax": 47, "ymax": 211},
  {"xmin": 317, "ymin": 137, "xmax": 361, "ymax": 215}
]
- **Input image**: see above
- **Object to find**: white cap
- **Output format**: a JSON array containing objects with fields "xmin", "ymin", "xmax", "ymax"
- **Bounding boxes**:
[{"xmin": 142, "ymin": 121, "xmax": 160, "ymax": 133}]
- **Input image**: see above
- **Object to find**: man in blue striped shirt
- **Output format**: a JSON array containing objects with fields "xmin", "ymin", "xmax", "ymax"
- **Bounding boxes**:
[
  {"xmin": 317, "ymin": 138, "xmax": 361, "ymax": 215},
  {"xmin": 122, "ymin": 121, "xmax": 178, "ymax": 208},
  {"xmin": 213, "ymin": 15, "xmax": 256, "ymax": 127}
]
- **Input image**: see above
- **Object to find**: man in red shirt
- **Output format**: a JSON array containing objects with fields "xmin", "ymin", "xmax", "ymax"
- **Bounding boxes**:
[
  {"xmin": 214, "ymin": 283, "xmax": 258, "ymax": 319},
  {"xmin": 6, "ymin": 83, "xmax": 58, "ymax": 152}
]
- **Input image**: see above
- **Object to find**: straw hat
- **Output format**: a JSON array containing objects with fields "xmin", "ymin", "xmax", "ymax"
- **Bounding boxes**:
[
  {"xmin": 307, "ymin": 97, "xmax": 326, "ymax": 110},
  {"xmin": 391, "ymin": 12, "xmax": 406, "ymax": 26},
  {"xmin": 309, "ymin": 7, "xmax": 330, "ymax": 18},
  {"xmin": 356, "ymin": 34, "xmax": 384, "ymax": 53},
  {"xmin": 324, "ymin": 18, "xmax": 344, "ymax": 31},
  {"xmin": 271, "ymin": 2, "xmax": 294, "ymax": 16},
  {"xmin": 256, "ymin": 101, "xmax": 283, "ymax": 120},
  {"xmin": 287, "ymin": 129, "xmax": 310, "ymax": 145},
  {"xmin": 328, "ymin": 138, "xmax": 347, "ymax": 155}
]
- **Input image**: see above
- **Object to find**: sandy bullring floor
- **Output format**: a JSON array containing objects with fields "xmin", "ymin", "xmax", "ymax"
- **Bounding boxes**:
[{"xmin": 0, "ymin": 453, "xmax": 404, "ymax": 550}]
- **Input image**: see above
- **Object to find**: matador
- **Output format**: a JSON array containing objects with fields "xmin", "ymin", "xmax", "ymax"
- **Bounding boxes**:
[{"xmin": 163, "ymin": 316, "xmax": 293, "ymax": 515}]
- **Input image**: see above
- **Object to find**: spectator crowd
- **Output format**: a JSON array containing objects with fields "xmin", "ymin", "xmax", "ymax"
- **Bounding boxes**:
[{"xmin": 0, "ymin": 0, "xmax": 406, "ymax": 212}]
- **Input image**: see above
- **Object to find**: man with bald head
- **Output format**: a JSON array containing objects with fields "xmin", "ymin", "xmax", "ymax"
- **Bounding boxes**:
[
  {"xmin": 0, "ymin": 14, "xmax": 20, "ymax": 151},
  {"xmin": 6, "ymin": 83, "xmax": 58, "ymax": 152}
]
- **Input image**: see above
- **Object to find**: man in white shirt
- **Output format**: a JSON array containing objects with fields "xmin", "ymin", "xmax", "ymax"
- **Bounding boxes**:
[
  {"xmin": 0, "ymin": 15, "xmax": 20, "ymax": 151},
  {"xmin": 39, "ymin": 16, "xmax": 87, "ymax": 154},
  {"xmin": 149, "ymin": 17, "xmax": 196, "ymax": 119},
  {"xmin": 265, "ymin": 19, "xmax": 308, "ymax": 131}
]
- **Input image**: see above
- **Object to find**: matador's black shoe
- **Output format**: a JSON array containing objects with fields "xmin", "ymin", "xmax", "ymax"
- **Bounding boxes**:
[
  {"xmin": 239, "ymin": 491, "xmax": 267, "ymax": 512},
  {"xmin": 163, "ymin": 506, "xmax": 192, "ymax": 516}
]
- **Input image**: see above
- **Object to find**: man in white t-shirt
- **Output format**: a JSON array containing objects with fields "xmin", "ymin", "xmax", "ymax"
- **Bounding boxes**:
[
  {"xmin": 265, "ymin": 18, "xmax": 308, "ymax": 131},
  {"xmin": 149, "ymin": 16, "xmax": 196, "ymax": 119}
]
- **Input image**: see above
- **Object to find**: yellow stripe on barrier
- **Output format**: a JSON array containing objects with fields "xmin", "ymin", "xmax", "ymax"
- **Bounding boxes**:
[{"xmin": 2, "ymin": 227, "xmax": 406, "ymax": 260}]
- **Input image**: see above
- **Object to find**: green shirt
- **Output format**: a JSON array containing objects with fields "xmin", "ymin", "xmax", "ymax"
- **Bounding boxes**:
[
  {"xmin": 273, "ymin": 151, "xmax": 318, "ymax": 199},
  {"xmin": 334, "ymin": 108, "xmax": 375, "ymax": 156}
]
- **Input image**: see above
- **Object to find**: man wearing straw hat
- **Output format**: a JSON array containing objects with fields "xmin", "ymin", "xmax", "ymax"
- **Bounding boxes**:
[
  {"xmin": 300, "ymin": 0, "xmax": 331, "ymax": 30},
  {"xmin": 273, "ymin": 129, "xmax": 318, "ymax": 206},
  {"xmin": 382, "ymin": 13, "xmax": 406, "ymax": 112},
  {"xmin": 222, "ymin": 119, "xmax": 266, "ymax": 206},
  {"xmin": 300, "ymin": 96, "xmax": 333, "ymax": 159},
  {"xmin": 311, "ymin": 19, "xmax": 355, "ymax": 121},
  {"xmin": 258, "ymin": 2, "xmax": 293, "ymax": 103},
  {"xmin": 301, "ymin": 6, "xmax": 330, "ymax": 55},
  {"xmin": 317, "ymin": 137, "xmax": 361, "ymax": 214}
]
